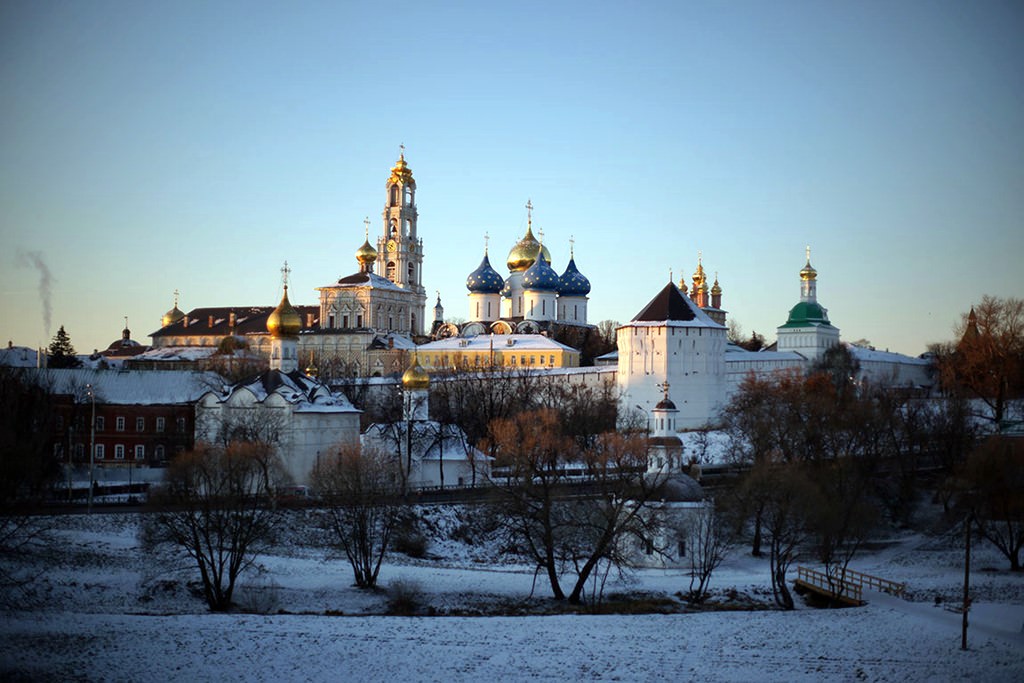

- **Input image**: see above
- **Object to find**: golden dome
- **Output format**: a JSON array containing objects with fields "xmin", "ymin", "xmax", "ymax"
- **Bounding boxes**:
[
  {"xmin": 678, "ymin": 276, "xmax": 688, "ymax": 294},
  {"xmin": 162, "ymin": 306, "xmax": 185, "ymax": 328},
  {"xmin": 356, "ymin": 239, "xmax": 378, "ymax": 266},
  {"xmin": 800, "ymin": 246, "xmax": 817, "ymax": 281},
  {"xmin": 267, "ymin": 286, "xmax": 302, "ymax": 338},
  {"xmin": 506, "ymin": 226, "xmax": 552, "ymax": 272},
  {"xmin": 388, "ymin": 153, "xmax": 415, "ymax": 186},
  {"xmin": 401, "ymin": 352, "xmax": 430, "ymax": 390},
  {"xmin": 711, "ymin": 275, "xmax": 722, "ymax": 296}
]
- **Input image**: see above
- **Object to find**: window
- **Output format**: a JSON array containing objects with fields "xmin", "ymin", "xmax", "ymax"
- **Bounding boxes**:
[
  {"xmin": 156, "ymin": 417, "xmax": 165, "ymax": 433},
  {"xmin": 356, "ymin": 314, "xmax": 363, "ymax": 327},
  {"xmin": 95, "ymin": 444, "xmax": 105, "ymax": 460},
  {"xmin": 116, "ymin": 416, "xmax": 125, "ymax": 432},
  {"xmin": 550, "ymin": 355, "xmax": 555, "ymax": 365},
  {"xmin": 155, "ymin": 445, "xmax": 165, "ymax": 461},
  {"xmin": 135, "ymin": 445, "xmax": 145, "ymax": 460},
  {"xmin": 114, "ymin": 445, "xmax": 125, "ymax": 460},
  {"xmin": 136, "ymin": 417, "xmax": 145, "ymax": 432},
  {"xmin": 176, "ymin": 417, "xmax": 186, "ymax": 433},
  {"xmin": 678, "ymin": 540, "xmax": 687, "ymax": 558},
  {"xmin": 75, "ymin": 443, "xmax": 84, "ymax": 459},
  {"xmin": 95, "ymin": 416, "xmax": 105, "ymax": 431}
]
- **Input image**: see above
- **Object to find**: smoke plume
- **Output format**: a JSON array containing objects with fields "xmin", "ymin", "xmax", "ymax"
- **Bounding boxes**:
[{"xmin": 17, "ymin": 249, "xmax": 53, "ymax": 337}]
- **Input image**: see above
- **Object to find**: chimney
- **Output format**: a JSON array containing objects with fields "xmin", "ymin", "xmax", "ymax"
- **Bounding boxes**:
[
  {"xmin": 183, "ymin": 316, "xmax": 189, "ymax": 328},
  {"xmin": 306, "ymin": 313, "xmax": 314, "ymax": 327},
  {"xmin": 208, "ymin": 315, "xmax": 214, "ymax": 328},
  {"xmin": 229, "ymin": 311, "xmax": 236, "ymax": 328}
]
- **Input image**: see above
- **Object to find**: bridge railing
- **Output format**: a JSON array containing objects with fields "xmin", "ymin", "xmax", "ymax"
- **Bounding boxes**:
[{"xmin": 796, "ymin": 566, "xmax": 863, "ymax": 604}]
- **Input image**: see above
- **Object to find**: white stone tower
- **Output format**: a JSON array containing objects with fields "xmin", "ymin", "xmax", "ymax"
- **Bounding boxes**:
[{"xmin": 617, "ymin": 281, "xmax": 726, "ymax": 430}]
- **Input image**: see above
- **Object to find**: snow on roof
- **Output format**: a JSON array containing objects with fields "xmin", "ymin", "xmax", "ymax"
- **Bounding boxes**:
[
  {"xmin": 418, "ymin": 334, "xmax": 577, "ymax": 353},
  {"xmin": 215, "ymin": 369, "xmax": 358, "ymax": 412},
  {"xmin": 725, "ymin": 350, "xmax": 806, "ymax": 363},
  {"xmin": 131, "ymin": 346, "xmax": 220, "ymax": 362},
  {"xmin": 321, "ymin": 271, "xmax": 406, "ymax": 292},
  {"xmin": 31, "ymin": 368, "xmax": 220, "ymax": 405},
  {"xmin": 848, "ymin": 345, "xmax": 932, "ymax": 366},
  {"xmin": 0, "ymin": 345, "xmax": 41, "ymax": 368}
]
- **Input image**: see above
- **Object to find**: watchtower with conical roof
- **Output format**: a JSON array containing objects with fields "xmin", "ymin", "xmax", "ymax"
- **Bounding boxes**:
[{"xmin": 616, "ymin": 279, "xmax": 726, "ymax": 430}]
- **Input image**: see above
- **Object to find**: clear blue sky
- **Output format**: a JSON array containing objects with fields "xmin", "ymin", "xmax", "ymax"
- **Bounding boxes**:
[{"xmin": 2, "ymin": 1, "xmax": 1022, "ymax": 356}]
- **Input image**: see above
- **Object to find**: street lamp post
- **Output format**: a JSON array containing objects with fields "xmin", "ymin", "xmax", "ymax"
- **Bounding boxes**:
[{"xmin": 87, "ymin": 384, "xmax": 95, "ymax": 514}]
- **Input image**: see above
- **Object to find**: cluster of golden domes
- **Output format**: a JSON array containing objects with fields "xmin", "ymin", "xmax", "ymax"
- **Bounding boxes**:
[
  {"xmin": 388, "ymin": 152, "xmax": 415, "ymax": 186},
  {"xmin": 267, "ymin": 285, "xmax": 302, "ymax": 338}
]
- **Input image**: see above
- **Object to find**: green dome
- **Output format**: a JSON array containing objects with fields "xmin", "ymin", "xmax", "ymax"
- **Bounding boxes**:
[{"xmin": 780, "ymin": 301, "xmax": 830, "ymax": 328}]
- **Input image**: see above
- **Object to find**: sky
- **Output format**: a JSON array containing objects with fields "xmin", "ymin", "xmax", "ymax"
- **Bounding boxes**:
[{"xmin": 1, "ymin": 0, "xmax": 1022, "ymax": 357}]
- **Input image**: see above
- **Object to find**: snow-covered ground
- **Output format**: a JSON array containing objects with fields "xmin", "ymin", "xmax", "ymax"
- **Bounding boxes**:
[{"xmin": 1, "ymin": 506, "xmax": 1022, "ymax": 682}]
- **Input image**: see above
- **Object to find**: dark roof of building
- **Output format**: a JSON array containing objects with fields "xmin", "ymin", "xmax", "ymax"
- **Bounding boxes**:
[
  {"xmin": 151, "ymin": 306, "xmax": 320, "ymax": 339},
  {"xmin": 632, "ymin": 283, "xmax": 697, "ymax": 322}
]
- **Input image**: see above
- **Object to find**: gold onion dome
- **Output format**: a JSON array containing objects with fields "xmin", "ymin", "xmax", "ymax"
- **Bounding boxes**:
[
  {"xmin": 162, "ymin": 305, "xmax": 185, "ymax": 328},
  {"xmin": 507, "ymin": 227, "xmax": 552, "ymax": 272},
  {"xmin": 388, "ymin": 153, "xmax": 415, "ymax": 186},
  {"xmin": 401, "ymin": 353, "xmax": 430, "ymax": 390},
  {"xmin": 356, "ymin": 239, "xmax": 378, "ymax": 266},
  {"xmin": 267, "ymin": 286, "xmax": 302, "ymax": 338},
  {"xmin": 800, "ymin": 260, "xmax": 817, "ymax": 281},
  {"xmin": 711, "ymin": 277, "xmax": 722, "ymax": 296}
]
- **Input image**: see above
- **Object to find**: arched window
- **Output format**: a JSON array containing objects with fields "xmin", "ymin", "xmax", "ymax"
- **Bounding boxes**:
[
  {"xmin": 390, "ymin": 186, "xmax": 399, "ymax": 206},
  {"xmin": 386, "ymin": 261, "xmax": 396, "ymax": 281},
  {"xmin": 408, "ymin": 262, "xmax": 415, "ymax": 282}
]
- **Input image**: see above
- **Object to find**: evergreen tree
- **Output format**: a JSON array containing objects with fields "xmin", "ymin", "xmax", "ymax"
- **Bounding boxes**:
[{"xmin": 47, "ymin": 325, "xmax": 81, "ymax": 368}]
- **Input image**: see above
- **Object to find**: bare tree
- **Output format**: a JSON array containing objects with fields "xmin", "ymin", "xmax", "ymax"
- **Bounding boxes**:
[
  {"xmin": 743, "ymin": 461, "xmax": 817, "ymax": 609},
  {"xmin": 685, "ymin": 501, "xmax": 735, "ymax": 603},
  {"xmin": 142, "ymin": 442, "xmax": 286, "ymax": 612},
  {"xmin": 959, "ymin": 435, "xmax": 1024, "ymax": 571},
  {"xmin": 312, "ymin": 443, "xmax": 403, "ymax": 588},
  {"xmin": 487, "ymin": 410, "xmax": 658, "ymax": 604}
]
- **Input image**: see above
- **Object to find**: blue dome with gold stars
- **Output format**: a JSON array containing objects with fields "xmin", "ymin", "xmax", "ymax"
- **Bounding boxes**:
[
  {"xmin": 558, "ymin": 257, "xmax": 591, "ymax": 297},
  {"xmin": 522, "ymin": 252, "xmax": 560, "ymax": 291},
  {"xmin": 466, "ymin": 253, "xmax": 504, "ymax": 294}
]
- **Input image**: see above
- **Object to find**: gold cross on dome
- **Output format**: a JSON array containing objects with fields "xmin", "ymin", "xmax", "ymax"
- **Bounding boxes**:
[
  {"xmin": 484, "ymin": 231, "xmax": 490, "ymax": 253},
  {"xmin": 570, "ymin": 234, "xmax": 575, "ymax": 258},
  {"xmin": 399, "ymin": 142, "xmax": 405, "ymax": 158},
  {"xmin": 525, "ymin": 198, "xmax": 533, "ymax": 226},
  {"xmin": 281, "ymin": 261, "xmax": 291, "ymax": 288},
  {"xmin": 806, "ymin": 245, "xmax": 812, "ymax": 262},
  {"xmin": 657, "ymin": 381, "xmax": 670, "ymax": 400},
  {"xmin": 173, "ymin": 289, "xmax": 179, "ymax": 307}
]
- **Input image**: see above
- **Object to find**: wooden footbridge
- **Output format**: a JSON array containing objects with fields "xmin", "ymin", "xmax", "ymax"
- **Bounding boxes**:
[{"xmin": 795, "ymin": 566, "xmax": 906, "ymax": 606}]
